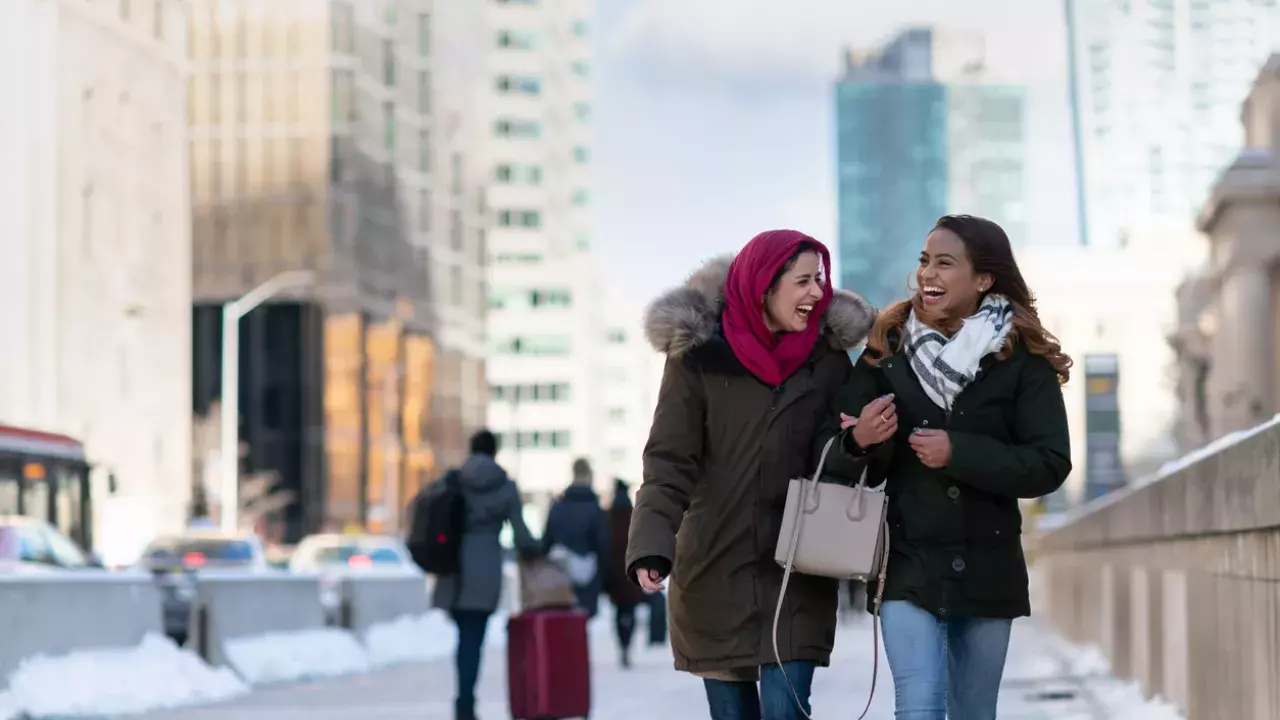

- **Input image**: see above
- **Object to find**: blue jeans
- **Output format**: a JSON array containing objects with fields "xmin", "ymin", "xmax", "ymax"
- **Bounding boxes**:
[
  {"xmin": 451, "ymin": 610, "xmax": 491, "ymax": 717},
  {"xmin": 880, "ymin": 600, "xmax": 1012, "ymax": 719},
  {"xmin": 703, "ymin": 661, "xmax": 816, "ymax": 720}
]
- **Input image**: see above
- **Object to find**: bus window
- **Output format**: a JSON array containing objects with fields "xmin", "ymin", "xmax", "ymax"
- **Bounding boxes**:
[
  {"xmin": 22, "ymin": 466, "xmax": 50, "ymax": 524},
  {"xmin": 0, "ymin": 465, "xmax": 18, "ymax": 516},
  {"xmin": 56, "ymin": 465, "xmax": 84, "ymax": 541}
]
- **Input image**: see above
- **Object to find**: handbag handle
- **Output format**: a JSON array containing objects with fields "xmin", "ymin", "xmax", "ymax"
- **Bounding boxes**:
[
  {"xmin": 772, "ymin": 429, "xmax": 891, "ymax": 720},
  {"xmin": 803, "ymin": 429, "xmax": 879, "ymax": 521}
]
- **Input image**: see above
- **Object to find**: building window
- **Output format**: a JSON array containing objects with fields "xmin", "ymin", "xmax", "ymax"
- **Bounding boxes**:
[
  {"xmin": 450, "ymin": 209, "xmax": 463, "ymax": 249},
  {"xmin": 476, "ymin": 229, "xmax": 486, "ymax": 266},
  {"xmin": 496, "ymin": 209, "xmax": 540, "ymax": 228},
  {"xmin": 530, "ymin": 288, "xmax": 572, "ymax": 308},
  {"xmin": 495, "ymin": 165, "xmax": 513, "ymax": 183},
  {"xmin": 520, "ymin": 210, "xmax": 540, "ymax": 228},
  {"xmin": 574, "ymin": 102, "xmax": 590, "ymax": 121},
  {"xmin": 418, "ymin": 13, "xmax": 430, "ymax": 56},
  {"xmin": 573, "ymin": 146, "xmax": 589, "ymax": 163},
  {"xmin": 571, "ymin": 61, "xmax": 589, "ymax": 77},
  {"xmin": 491, "ymin": 382, "xmax": 571, "ymax": 403},
  {"xmin": 499, "ymin": 430, "xmax": 571, "ymax": 450},
  {"xmin": 493, "ymin": 335, "xmax": 572, "ymax": 356},
  {"xmin": 607, "ymin": 329, "xmax": 626, "ymax": 344},
  {"xmin": 526, "ymin": 166, "xmax": 542, "ymax": 185},
  {"xmin": 450, "ymin": 265, "xmax": 463, "ymax": 306},
  {"xmin": 494, "ymin": 118, "xmax": 541, "ymax": 138},
  {"xmin": 451, "ymin": 154, "xmax": 462, "ymax": 194},
  {"xmin": 418, "ymin": 189, "xmax": 430, "ymax": 232},
  {"xmin": 495, "ymin": 252, "xmax": 542, "ymax": 265},
  {"xmin": 610, "ymin": 448, "xmax": 626, "ymax": 462},
  {"xmin": 572, "ymin": 20, "xmax": 588, "ymax": 36},
  {"xmin": 575, "ymin": 232, "xmax": 590, "ymax": 251},
  {"xmin": 419, "ymin": 130, "xmax": 430, "ymax": 172},
  {"xmin": 120, "ymin": 0, "xmax": 130, "ymax": 20},
  {"xmin": 418, "ymin": 71, "xmax": 430, "ymax": 113},
  {"xmin": 153, "ymin": 0, "xmax": 163, "ymax": 39},
  {"xmin": 383, "ymin": 102, "xmax": 395, "ymax": 151},
  {"xmin": 497, "ymin": 30, "xmax": 536, "ymax": 49},
  {"xmin": 572, "ymin": 189, "xmax": 589, "ymax": 206},
  {"xmin": 608, "ymin": 408, "xmax": 626, "ymax": 423},
  {"xmin": 495, "ymin": 75, "xmax": 540, "ymax": 95},
  {"xmin": 383, "ymin": 40, "xmax": 395, "ymax": 86}
]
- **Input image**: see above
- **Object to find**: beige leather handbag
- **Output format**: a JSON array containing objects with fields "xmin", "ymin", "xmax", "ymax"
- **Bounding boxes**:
[{"xmin": 772, "ymin": 429, "xmax": 890, "ymax": 719}]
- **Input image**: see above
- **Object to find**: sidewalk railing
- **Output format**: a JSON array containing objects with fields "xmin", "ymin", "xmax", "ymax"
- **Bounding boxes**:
[{"xmin": 1035, "ymin": 416, "xmax": 1280, "ymax": 720}]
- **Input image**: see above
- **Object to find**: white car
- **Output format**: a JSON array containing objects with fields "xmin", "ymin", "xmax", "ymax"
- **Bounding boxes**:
[{"xmin": 289, "ymin": 534, "xmax": 424, "ymax": 625}]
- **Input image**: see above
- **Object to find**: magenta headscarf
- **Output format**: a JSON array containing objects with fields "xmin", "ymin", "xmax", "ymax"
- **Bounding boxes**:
[{"xmin": 721, "ymin": 230, "xmax": 833, "ymax": 386}]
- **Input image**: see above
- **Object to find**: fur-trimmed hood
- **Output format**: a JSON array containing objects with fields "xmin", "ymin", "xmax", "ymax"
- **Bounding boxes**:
[{"xmin": 644, "ymin": 255, "xmax": 876, "ymax": 357}]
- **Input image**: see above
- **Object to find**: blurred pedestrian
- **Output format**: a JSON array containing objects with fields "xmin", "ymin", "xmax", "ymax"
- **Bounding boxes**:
[
  {"xmin": 542, "ymin": 458, "xmax": 609, "ymax": 618},
  {"xmin": 604, "ymin": 478, "xmax": 646, "ymax": 668},
  {"xmin": 430, "ymin": 430, "xmax": 539, "ymax": 720},
  {"xmin": 820, "ymin": 215, "xmax": 1072, "ymax": 719},
  {"xmin": 626, "ymin": 229, "xmax": 875, "ymax": 718}
]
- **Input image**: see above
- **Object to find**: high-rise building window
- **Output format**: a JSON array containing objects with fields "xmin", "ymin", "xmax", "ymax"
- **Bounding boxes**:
[
  {"xmin": 383, "ymin": 40, "xmax": 396, "ymax": 86},
  {"xmin": 497, "ymin": 30, "xmax": 536, "ymax": 49},
  {"xmin": 450, "ymin": 209, "xmax": 463, "ymax": 249},
  {"xmin": 383, "ymin": 102, "xmax": 395, "ymax": 151},
  {"xmin": 495, "ymin": 165, "xmax": 513, "ymax": 183},
  {"xmin": 419, "ymin": 130, "xmax": 430, "ymax": 172},
  {"xmin": 572, "ymin": 189, "xmax": 589, "ymax": 206},
  {"xmin": 572, "ymin": 20, "xmax": 588, "ymax": 36},
  {"xmin": 418, "ymin": 71, "xmax": 430, "ymax": 113},
  {"xmin": 418, "ymin": 189, "xmax": 431, "ymax": 232},
  {"xmin": 451, "ymin": 154, "xmax": 462, "ymax": 194},
  {"xmin": 450, "ymin": 265, "xmax": 463, "ymax": 306},
  {"xmin": 574, "ymin": 103, "xmax": 590, "ymax": 121},
  {"xmin": 530, "ymin": 288, "xmax": 572, "ymax": 308},
  {"xmin": 495, "ymin": 209, "xmax": 541, "ymax": 228},
  {"xmin": 418, "ymin": 14, "xmax": 430, "ymax": 56},
  {"xmin": 493, "ymin": 335, "xmax": 572, "ymax": 356},
  {"xmin": 573, "ymin": 146, "xmax": 589, "ymax": 163},
  {"xmin": 120, "ymin": 0, "xmax": 130, "ymax": 20},
  {"xmin": 494, "ymin": 118, "xmax": 541, "ymax": 138},
  {"xmin": 570, "ymin": 61, "xmax": 589, "ymax": 78},
  {"xmin": 495, "ymin": 75, "xmax": 540, "ymax": 95},
  {"xmin": 153, "ymin": 0, "xmax": 163, "ymax": 39},
  {"xmin": 520, "ymin": 210, "xmax": 540, "ymax": 228}
]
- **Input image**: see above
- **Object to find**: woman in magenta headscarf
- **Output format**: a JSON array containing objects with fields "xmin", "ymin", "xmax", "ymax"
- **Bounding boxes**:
[{"xmin": 626, "ymin": 230, "xmax": 876, "ymax": 718}]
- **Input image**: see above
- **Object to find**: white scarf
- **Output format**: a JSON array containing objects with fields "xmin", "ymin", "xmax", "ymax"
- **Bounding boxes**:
[{"xmin": 902, "ymin": 294, "xmax": 1013, "ymax": 411}]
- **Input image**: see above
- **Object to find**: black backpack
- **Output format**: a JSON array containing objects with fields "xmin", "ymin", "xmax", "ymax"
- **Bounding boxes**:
[{"xmin": 407, "ymin": 469, "xmax": 466, "ymax": 575}]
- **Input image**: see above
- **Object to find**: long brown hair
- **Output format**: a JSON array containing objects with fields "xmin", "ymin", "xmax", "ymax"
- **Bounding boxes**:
[{"xmin": 864, "ymin": 215, "xmax": 1073, "ymax": 384}]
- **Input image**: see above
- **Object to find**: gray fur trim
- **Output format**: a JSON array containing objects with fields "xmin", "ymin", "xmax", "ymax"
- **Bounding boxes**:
[{"xmin": 643, "ymin": 254, "xmax": 876, "ymax": 357}]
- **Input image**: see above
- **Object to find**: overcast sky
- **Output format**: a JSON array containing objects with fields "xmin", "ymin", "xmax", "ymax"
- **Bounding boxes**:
[{"xmin": 591, "ymin": 0, "xmax": 1080, "ymax": 310}]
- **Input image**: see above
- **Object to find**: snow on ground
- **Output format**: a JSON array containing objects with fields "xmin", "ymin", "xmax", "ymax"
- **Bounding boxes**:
[
  {"xmin": 223, "ymin": 628, "xmax": 372, "ymax": 685},
  {"xmin": 3, "ymin": 634, "xmax": 247, "ymax": 718}
]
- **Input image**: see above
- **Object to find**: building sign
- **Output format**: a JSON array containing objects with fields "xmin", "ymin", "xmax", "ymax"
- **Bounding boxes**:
[{"xmin": 1084, "ymin": 353, "xmax": 1124, "ymax": 501}]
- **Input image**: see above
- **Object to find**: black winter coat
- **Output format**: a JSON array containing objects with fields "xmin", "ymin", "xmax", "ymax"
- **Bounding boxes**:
[{"xmin": 818, "ymin": 340, "xmax": 1071, "ymax": 620}]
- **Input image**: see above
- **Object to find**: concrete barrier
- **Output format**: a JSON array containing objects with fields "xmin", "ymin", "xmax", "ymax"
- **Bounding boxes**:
[
  {"xmin": 190, "ymin": 572, "xmax": 326, "ymax": 668},
  {"xmin": 0, "ymin": 573, "xmax": 163, "ymax": 683},
  {"xmin": 1037, "ymin": 415, "xmax": 1280, "ymax": 719},
  {"xmin": 338, "ymin": 572, "xmax": 430, "ymax": 632}
]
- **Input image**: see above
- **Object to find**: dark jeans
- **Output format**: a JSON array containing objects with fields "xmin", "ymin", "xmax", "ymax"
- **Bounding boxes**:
[
  {"xmin": 451, "ymin": 610, "xmax": 491, "ymax": 717},
  {"xmin": 615, "ymin": 603, "xmax": 637, "ymax": 650},
  {"xmin": 703, "ymin": 661, "xmax": 816, "ymax": 720}
]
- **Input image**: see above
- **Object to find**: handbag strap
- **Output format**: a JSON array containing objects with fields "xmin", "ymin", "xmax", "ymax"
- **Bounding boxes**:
[{"xmin": 771, "ymin": 430, "xmax": 891, "ymax": 720}]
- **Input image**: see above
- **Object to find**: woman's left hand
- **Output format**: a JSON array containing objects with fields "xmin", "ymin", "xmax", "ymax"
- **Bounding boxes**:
[{"xmin": 909, "ymin": 429, "xmax": 952, "ymax": 468}]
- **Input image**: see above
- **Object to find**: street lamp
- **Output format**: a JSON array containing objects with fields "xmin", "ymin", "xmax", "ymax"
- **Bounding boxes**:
[{"xmin": 219, "ymin": 270, "xmax": 316, "ymax": 534}]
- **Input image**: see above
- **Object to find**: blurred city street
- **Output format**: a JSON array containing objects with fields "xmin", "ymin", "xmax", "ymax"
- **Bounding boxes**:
[{"xmin": 133, "ymin": 610, "xmax": 1143, "ymax": 720}]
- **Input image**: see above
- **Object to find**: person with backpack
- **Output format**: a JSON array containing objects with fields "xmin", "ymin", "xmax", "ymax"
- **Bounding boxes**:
[
  {"xmin": 415, "ymin": 430, "xmax": 538, "ymax": 720},
  {"xmin": 541, "ymin": 458, "xmax": 609, "ymax": 618}
]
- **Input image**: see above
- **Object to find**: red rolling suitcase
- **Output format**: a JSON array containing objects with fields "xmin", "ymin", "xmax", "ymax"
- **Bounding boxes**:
[{"xmin": 507, "ymin": 609, "xmax": 591, "ymax": 719}]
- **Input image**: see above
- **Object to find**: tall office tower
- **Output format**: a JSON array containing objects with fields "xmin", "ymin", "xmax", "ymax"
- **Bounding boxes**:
[
  {"xmin": 186, "ymin": 0, "xmax": 489, "ymax": 540},
  {"xmin": 0, "ymin": 0, "xmax": 192, "ymax": 564},
  {"xmin": 483, "ymin": 0, "xmax": 602, "ymax": 516},
  {"xmin": 836, "ymin": 28, "xmax": 1027, "ymax": 311}
]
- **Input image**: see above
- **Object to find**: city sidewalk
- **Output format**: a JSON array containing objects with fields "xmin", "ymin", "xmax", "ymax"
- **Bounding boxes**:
[{"xmin": 132, "ymin": 609, "xmax": 1144, "ymax": 720}]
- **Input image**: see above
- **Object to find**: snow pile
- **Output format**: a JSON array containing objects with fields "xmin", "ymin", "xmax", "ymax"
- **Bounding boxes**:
[
  {"xmin": 1146, "ymin": 412, "xmax": 1280, "ymax": 484},
  {"xmin": 363, "ymin": 613, "xmax": 457, "ymax": 667},
  {"xmin": 222, "ymin": 628, "xmax": 372, "ymax": 686},
  {"xmin": 4, "ymin": 634, "xmax": 246, "ymax": 717}
]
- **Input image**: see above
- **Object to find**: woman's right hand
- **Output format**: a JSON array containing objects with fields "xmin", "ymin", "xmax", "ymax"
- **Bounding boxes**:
[
  {"xmin": 636, "ymin": 567, "xmax": 666, "ymax": 592},
  {"xmin": 849, "ymin": 393, "xmax": 897, "ymax": 449}
]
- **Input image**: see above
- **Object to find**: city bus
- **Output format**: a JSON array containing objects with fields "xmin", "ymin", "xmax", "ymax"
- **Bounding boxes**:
[{"xmin": 0, "ymin": 424, "xmax": 94, "ymax": 550}]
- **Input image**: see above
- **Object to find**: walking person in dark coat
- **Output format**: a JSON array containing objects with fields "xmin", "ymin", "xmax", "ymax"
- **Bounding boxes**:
[
  {"xmin": 429, "ymin": 430, "xmax": 539, "ymax": 720},
  {"xmin": 542, "ymin": 458, "xmax": 610, "ymax": 618},
  {"xmin": 604, "ymin": 478, "xmax": 647, "ymax": 668},
  {"xmin": 627, "ymin": 230, "xmax": 875, "ymax": 718},
  {"xmin": 820, "ymin": 215, "xmax": 1072, "ymax": 719}
]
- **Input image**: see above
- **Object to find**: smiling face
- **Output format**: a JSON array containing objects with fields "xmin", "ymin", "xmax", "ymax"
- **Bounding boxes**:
[
  {"xmin": 917, "ymin": 227, "xmax": 993, "ymax": 318},
  {"xmin": 763, "ymin": 250, "xmax": 825, "ymax": 333}
]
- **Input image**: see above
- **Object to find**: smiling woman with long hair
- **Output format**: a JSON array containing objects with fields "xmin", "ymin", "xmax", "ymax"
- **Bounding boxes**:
[{"xmin": 819, "ymin": 214, "xmax": 1072, "ymax": 719}]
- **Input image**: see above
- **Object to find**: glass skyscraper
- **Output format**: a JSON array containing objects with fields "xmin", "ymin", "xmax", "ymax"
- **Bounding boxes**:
[{"xmin": 835, "ymin": 28, "xmax": 1026, "ymax": 312}]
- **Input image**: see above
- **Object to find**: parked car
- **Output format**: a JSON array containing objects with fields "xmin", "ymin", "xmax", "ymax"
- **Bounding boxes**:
[
  {"xmin": 0, "ymin": 516, "xmax": 103, "ymax": 572},
  {"xmin": 139, "ymin": 531, "xmax": 271, "ymax": 645},
  {"xmin": 289, "ymin": 533, "xmax": 423, "ymax": 625}
]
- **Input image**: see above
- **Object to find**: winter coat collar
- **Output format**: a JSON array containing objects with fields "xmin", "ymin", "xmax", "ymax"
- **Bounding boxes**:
[{"xmin": 643, "ymin": 255, "xmax": 876, "ymax": 358}]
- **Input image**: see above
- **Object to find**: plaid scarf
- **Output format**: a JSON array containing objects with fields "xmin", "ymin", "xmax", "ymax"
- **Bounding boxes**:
[{"xmin": 903, "ymin": 294, "xmax": 1013, "ymax": 411}]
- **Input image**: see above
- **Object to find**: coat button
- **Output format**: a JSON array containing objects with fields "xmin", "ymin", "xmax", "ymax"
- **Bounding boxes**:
[
  {"xmin": 952, "ymin": 557, "xmax": 966, "ymax": 572},
  {"xmin": 947, "ymin": 486, "xmax": 960, "ymax": 500},
  {"xmin": 921, "ymin": 419, "xmax": 929, "ymax": 426}
]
